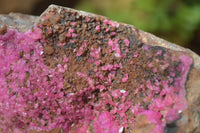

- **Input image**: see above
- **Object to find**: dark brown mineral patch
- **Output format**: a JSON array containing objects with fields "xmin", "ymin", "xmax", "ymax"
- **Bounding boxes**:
[
  {"xmin": 44, "ymin": 45, "xmax": 54, "ymax": 55},
  {"xmin": 0, "ymin": 24, "xmax": 7, "ymax": 35}
]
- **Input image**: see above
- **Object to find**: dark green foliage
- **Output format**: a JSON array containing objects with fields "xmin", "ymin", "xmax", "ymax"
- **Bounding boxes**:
[{"xmin": 76, "ymin": 0, "xmax": 200, "ymax": 46}]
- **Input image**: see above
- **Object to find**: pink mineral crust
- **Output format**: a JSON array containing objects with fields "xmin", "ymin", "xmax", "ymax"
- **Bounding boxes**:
[
  {"xmin": 137, "ymin": 111, "xmax": 164, "ymax": 133},
  {"xmin": 0, "ymin": 7, "xmax": 194, "ymax": 133},
  {"xmin": 93, "ymin": 111, "xmax": 120, "ymax": 133}
]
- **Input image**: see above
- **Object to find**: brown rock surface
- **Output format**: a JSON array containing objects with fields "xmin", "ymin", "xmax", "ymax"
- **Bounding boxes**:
[
  {"xmin": 0, "ymin": 13, "xmax": 38, "ymax": 32},
  {"xmin": 0, "ymin": 5, "xmax": 200, "ymax": 133}
]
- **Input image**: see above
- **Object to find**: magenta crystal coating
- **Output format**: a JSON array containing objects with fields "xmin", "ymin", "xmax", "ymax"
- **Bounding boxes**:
[{"xmin": 0, "ymin": 8, "xmax": 193, "ymax": 133}]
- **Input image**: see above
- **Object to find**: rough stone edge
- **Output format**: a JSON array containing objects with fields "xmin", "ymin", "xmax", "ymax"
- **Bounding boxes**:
[
  {"xmin": 45, "ymin": 4, "xmax": 200, "ymax": 69},
  {"xmin": 0, "ymin": 13, "xmax": 39, "ymax": 32}
]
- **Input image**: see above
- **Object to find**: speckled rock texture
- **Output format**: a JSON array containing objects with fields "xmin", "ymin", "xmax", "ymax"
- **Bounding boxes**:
[{"xmin": 0, "ymin": 5, "xmax": 200, "ymax": 133}]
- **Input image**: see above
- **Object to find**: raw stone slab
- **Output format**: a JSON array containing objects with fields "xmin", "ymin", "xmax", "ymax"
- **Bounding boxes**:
[{"xmin": 0, "ymin": 4, "xmax": 200, "ymax": 133}]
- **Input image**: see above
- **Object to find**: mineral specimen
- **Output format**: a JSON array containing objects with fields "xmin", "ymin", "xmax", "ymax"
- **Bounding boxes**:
[{"xmin": 0, "ymin": 5, "xmax": 200, "ymax": 133}]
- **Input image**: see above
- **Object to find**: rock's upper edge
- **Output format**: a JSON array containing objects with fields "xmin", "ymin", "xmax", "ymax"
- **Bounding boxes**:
[
  {"xmin": 1, "ymin": 4, "xmax": 199, "ymax": 69},
  {"xmin": 43, "ymin": 5, "xmax": 200, "ymax": 69}
]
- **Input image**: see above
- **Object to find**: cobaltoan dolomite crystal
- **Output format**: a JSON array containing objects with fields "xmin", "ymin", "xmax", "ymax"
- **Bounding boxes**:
[{"xmin": 0, "ymin": 5, "xmax": 200, "ymax": 133}]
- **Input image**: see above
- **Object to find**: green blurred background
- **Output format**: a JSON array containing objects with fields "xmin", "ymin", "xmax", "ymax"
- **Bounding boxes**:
[{"xmin": 0, "ymin": 0, "xmax": 199, "ymax": 55}]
